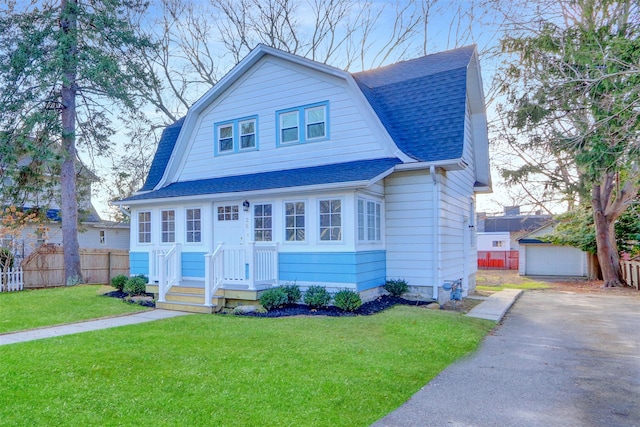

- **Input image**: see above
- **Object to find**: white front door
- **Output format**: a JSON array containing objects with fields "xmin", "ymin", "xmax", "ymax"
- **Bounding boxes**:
[{"xmin": 213, "ymin": 201, "xmax": 250, "ymax": 246}]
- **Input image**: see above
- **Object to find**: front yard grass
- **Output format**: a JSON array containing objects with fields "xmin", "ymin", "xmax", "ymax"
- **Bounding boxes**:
[
  {"xmin": 0, "ymin": 306, "xmax": 494, "ymax": 426},
  {"xmin": 476, "ymin": 281, "xmax": 552, "ymax": 292},
  {"xmin": 0, "ymin": 285, "xmax": 149, "ymax": 334}
]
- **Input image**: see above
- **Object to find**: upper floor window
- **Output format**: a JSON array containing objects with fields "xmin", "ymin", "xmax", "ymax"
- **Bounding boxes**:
[
  {"xmin": 186, "ymin": 208, "xmax": 202, "ymax": 243},
  {"xmin": 319, "ymin": 199, "xmax": 341, "ymax": 241},
  {"xmin": 161, "ymin": 210, "xmax": 175, "ymax": 243},
  {"xmin": 99, "ymin": 230, "xmax": 106, "ymax": 245},
  {"xmin": 492, "ymin": 241, "xmax": 504, "ymax": 247},
  {"xmin": 358, "ymin": 199, "xmax": 381, "ymax": 242},
  {"xmin": 138, "ymin": 211, "xmax": 151, "ymax": 243},
  {"xmin": 254, "ymin": 203, "xmax": 273, "ymax": 242},
  {"xmin": 277, "ymin": 101, "xmax": 328, "ymax": 146},
  {"xmin": 215, "ymin": 116, "xmax": 258, "ymax": 155}
]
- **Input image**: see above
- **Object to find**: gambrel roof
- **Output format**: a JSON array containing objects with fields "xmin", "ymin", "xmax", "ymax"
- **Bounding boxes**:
[
  {"xmin": 353, "ymin": 46, "xmax": 474, "ymax": 162},
  {"xmin": 121, "ymin": 44, "xmax": 489, "ymax": 204}
]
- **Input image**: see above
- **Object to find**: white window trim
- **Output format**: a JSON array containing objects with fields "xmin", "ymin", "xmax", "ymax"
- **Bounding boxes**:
[
  {"xmin": 284, "ymin": 200, "xmax": 307, "ymax": 243},
  {"xmin": 318, "ymin": 198, "xmax": 343, "ymax": 243},
  {"xmin": 185, "ymin": 207, "xmax": 203, "ymax": 244},
  {"xmin": 253, "ymin": 202, "xmax": 274, "ymax": 242},
  {"xmin": 137, "ymin": 211, "xmax": 152, "ymax": 244},
  {"xmin": 161, "ymin": 209, "xmax": 176, "ymax": 243},
  {"xmin": 357, "ymin": 197, "xmax": 383, "ymax": 244}
]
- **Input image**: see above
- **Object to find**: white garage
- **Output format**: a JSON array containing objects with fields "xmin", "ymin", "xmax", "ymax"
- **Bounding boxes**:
[{"xmin": 520, "ymin": 243, "xmax": 588, "ymax": 276}]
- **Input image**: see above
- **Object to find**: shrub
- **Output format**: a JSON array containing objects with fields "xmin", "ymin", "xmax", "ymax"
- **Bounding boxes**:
[
  {"xmin": 304, "ymin": 285, "xmax": 332, "ymax": 309},
  {"xmin": 110, "ymin": 274, "xmax": 128, "ymax": 292},
  {"xmin": 124, "ymin": 275, "xmax": 148, "ymax": 296},
  {"xmin": 259, "ymin": 287, "xmax": 288, "ymax": 311},
  {"xmin": 333, "ymin": 289, "xmax": 362, "ymax": 312},
  {"xmin": 384, "ymin": 279, "xmax": 409, "ymax": 297},
  {"xmin": 280, "ymin": 283, "xmax": 302, "ymax": 305}
]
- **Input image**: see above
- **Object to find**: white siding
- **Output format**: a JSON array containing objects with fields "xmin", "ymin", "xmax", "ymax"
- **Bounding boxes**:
[
  {"xmin": 177, "ymin": 57, "xmax": 394, "ymax": 182},
  {"xmin": 384, "ymin": 170, "xmax": 435, "ymax": 287}
]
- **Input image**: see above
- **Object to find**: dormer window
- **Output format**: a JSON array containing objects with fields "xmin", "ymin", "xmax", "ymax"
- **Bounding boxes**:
[
  {"xmin": 214, "ymin": 116, "xmax": 258, "ymax": 155},
  {"xmin": 277, "ymin": 101, "xmax": 328, "ymax": 146}
]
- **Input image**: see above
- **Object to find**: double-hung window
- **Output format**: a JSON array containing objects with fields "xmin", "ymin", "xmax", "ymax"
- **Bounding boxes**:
[
  {"xmin": 186, "ymin": 208, "xmax": 201, "ymax": 243},
  {"xmin": 285, "ymin": 201, "xmax": 305, "ymax": 241},
  {"xmin": 305, "ymin": 106, "xmax": 325, "ymax": 140},
  {"xmin": 319, "ymin": 199, "xmax": 341, "ymax": 241},
  {"xmin": 357, "ymin": 199, "xmax": 381, "ymax": 242},
  {"xmin": 215, "ymin": 116, "xmax": 258, "ymax": 155},
  {"xmin": 254, "ymin": 203, "xmax": 273, "ymax": 242},
  {"xmin": 277, "ymin": 101, "xmax": 328, "ymax": 146},
  {"xmin": 161, "ymin": 210, "xmax": 175, "ymax": 243},
  {"xmin": 280, "ymin": 111, "xmax": 299, "ymax": 144},
  {"xmin": 138, "ymin": 211, "xmax": 151, "ymax": 243}
]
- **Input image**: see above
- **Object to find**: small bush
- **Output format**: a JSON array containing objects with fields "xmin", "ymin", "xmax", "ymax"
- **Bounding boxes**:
[
  {"xmin": 333, "ymin": 289, "xmax": 362, "ymax": 312},
  {"xmin": 110, "ymin": 274, "xmax": 128, "ymax": 292},
  {"xmin": 260, "ymin": 287, "xmax": 288, "ymax": 311},
  {"xmin": 280, "ymin": 283, "xmax": 302, "ymax": 304},
  {"xmin": 304, "ymin": 285, "xmax": 332, "ymax": 309},
  {"xmin": 384, "ymin": 279, "xmax": 408, "ymax": 297},
  {"xmin": 124, "ymin": 275, "xmax": 148, "ymax": 296}
]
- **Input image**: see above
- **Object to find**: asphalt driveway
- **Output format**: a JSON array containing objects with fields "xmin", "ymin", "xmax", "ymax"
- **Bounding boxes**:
[{"xmin": 374, "ymin": 291, "xmax": 640, "ymax": 427}]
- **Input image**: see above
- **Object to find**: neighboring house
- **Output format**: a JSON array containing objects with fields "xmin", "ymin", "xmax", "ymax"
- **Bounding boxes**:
[
  {"xmin": 477, "ymin": 232, "xmax": 511, "ymax": 251},
  {"xmin": 0, "ymin": 161, "xmax": 130, "ymax": 264},
  {"xmin": 116, "ymin": 44, "xmax": 491, "ymax": 311},
  {"xmin": 477, "ymin": 206, "xmax": 552, "ymax": 251},
  {"xmin": 518, "ymin": 223, "xmax": 594, "ymax": 277}
]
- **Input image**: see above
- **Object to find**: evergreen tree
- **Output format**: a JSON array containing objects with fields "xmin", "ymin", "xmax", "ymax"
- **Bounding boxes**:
[
  {"xmin": 0, "ymin": 0, "xmax": 156, "ymax": 284},
  {"xmin": 498, "ymin": 0, "xmax": 640, "ymax": 286}
]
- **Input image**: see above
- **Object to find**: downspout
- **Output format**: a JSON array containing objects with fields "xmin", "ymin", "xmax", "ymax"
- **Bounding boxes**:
[{"xmin": 430, "ymin": 166, "xmax": 440, "ymax": 300}]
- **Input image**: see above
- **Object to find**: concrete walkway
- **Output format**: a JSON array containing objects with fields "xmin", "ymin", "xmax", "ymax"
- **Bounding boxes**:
[
  {"xmin": 466, "ymin": 288, "xmax": 523, "ymax": 321},
  {"xmin": 0, "ymin": 309, "xmax": 192, "ymax": 346},
  {"xmin": 373, "ymin": 291, "xmax": 640, "ymax": 427}
]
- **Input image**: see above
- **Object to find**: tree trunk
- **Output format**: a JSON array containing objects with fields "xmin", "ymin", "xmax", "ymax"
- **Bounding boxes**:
[
  {"xmin": 60, "ymin": 0, "xmax": 82, "ymax": 285},
  {"xmin": 592, "ymin": 184, "xmax": 624, "ymax": 287}
]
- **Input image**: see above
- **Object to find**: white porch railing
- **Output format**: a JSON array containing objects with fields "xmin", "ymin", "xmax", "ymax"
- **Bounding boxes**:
[
  {"xmin": 157, "ymin": 244, "xmax": 182, "ymax": 303},
  {"xmin": 204, "ymin": 242, "xmax": 279, "ymax": 306},
  {"xmin": 0, "ymin": 268, "xmax": 23, "ymax": 292}
]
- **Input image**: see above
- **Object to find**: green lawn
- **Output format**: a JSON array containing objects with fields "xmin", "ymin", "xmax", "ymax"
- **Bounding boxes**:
[
  {"xmin": 0, "ymin": 285, "xmax": 149, "ymax": 334},
  {"xmin": 0, "ymin": 306, "xmax": 494, "ymax": 426}
]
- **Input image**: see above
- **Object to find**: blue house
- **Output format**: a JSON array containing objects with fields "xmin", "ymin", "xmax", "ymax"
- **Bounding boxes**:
[{"xmin": 116, "ymin": 44, "xmax": 491, "ymax": 312}]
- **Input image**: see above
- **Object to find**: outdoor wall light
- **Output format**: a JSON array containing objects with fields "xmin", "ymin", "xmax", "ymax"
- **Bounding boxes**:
[{"xmin": 243, "ymin": 200, "xmax": 250, "ymax": 211}]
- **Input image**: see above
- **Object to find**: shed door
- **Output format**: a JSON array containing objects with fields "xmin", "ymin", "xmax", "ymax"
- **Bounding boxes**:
[{"xmin": 525, "ymin": 245, "xmax": 584, "ymax": 276}]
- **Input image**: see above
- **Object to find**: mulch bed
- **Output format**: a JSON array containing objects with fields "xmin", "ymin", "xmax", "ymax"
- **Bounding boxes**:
[
  {"xmin": 103, "ymin": 289, "xmax": 437, "ymax": 316},
  {"xmin": 237, "ymin": 296, "xmax": 435, "ymax": 317}
]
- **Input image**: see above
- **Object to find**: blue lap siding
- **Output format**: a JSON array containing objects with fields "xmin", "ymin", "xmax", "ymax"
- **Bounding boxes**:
[
  {"xmin": 279, "ymin": 250, "xmax": 385, "ymax": 291},
  {"xmin": 130, "ymin": 252, "xmax": 149, "ymax": 276}
]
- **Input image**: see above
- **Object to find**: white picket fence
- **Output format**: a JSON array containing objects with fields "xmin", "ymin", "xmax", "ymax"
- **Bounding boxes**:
[{"xmin": 0, "ymin": 268, "xmax": 24, "ymax": 292}]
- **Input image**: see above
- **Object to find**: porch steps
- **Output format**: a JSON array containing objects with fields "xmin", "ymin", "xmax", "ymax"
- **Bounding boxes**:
[{"xmin": 155, "ymin": 301, "xmax": 218, "ymax": 314}]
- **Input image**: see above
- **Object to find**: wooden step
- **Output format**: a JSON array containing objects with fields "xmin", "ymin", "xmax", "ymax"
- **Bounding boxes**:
[
  {"xmin": 156, "ymin": 301, "xmax": 219, "ymax": 314},
  {"xmin": 166, "ymin": 292, "xmax": 224, "ymax": 306}
]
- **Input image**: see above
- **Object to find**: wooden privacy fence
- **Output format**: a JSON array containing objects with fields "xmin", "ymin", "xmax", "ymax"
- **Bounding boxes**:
[
  {"xmin": 21, "ymin": 245, "xmax": 129, "ymax": 288},
  {"xmin": 478, "ymin": 250, "xmax": 519, "ymax": 270},
  {"xmin": 621, "ymin": 259, "xmax": 640, "ymax": 290}
]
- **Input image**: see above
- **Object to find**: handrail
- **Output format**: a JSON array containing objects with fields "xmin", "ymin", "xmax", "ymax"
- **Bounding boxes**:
[
  {"xmin": 158, "ymin": 244, "xmax": 181, "ymax": 303},
  {"xmin": 204, "ymin": 242, "xmax": 224, "ymax": 307}
]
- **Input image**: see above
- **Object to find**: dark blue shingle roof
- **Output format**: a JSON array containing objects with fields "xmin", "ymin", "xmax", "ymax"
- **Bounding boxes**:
[
  {"xmin": 123, "ymin": 158, "xmax": 401, "ymax": 202},
  {"xmin": 139, "ymin": 117, "xmax": 185, "ymax": 191},
  {"xmin": 353, "ymin": 46, "xmax": 474, "ymax": 162}
]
